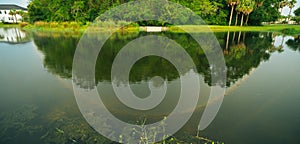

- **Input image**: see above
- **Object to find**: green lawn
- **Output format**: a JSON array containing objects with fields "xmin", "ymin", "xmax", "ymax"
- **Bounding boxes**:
[
  {"xmin": 169, "ymin": 25, "xmax": 300, "ymax": 33},
  {"xmin": 2, "ymin": 22, "xmax": 300, "ymax": 34},
  {"xmin": 0, "ymin": 23, "xmax": 19, "ymax": 28}
]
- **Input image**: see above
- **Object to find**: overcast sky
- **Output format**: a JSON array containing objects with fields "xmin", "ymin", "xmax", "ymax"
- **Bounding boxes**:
[{"xmin": 1, "ymin": 0, "xmax": 300, "ymax": 16}]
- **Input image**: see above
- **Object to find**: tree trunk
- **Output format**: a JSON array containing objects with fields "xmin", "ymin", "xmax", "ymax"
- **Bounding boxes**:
[
  {"xmin": 229, "ymin": 6, "xmax": 235, "ymax": 26},
  {"xmin": 232, "ymin": 31, "xmax": 236, "ymax": 44},
  {"xmin": 280, "ymin": 8, "xmax": 283, "ymax": 15},
  {"xmin": 226, "ymin": 31, "xmax": 230, "ymax": 50},
  {"xmin": 238, "ymin": 31, "xmax": 242, "ymax": 43},
  {"xmin": 240, "ymin": 14, "xmax": 244, "ymax": 26},
  {"xmin": 288, "ymin": 8, "xmax": 293, "ymax": 23},
  {"xmin": 245, "ymin": 14, "xmax": 249, "ymax": 25},
  {"xmin": 235, "ymin": 13, "xmax": 239, "ymax": 26},
  {"xmin": 281, "ymin": 36, "xmax": 285, "ymax": 46}
]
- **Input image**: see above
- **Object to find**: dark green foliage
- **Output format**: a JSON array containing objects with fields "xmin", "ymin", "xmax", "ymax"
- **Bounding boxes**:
[
  {"xmin": 33, "ymin": 31, "xmax": 273, "ymax": 87},
  {"xmin": 27, "ymin": 0, "xmax": 287, "ymax": 26},
  {"xmin": 294, "ymin": 7, "xmax": 300, "ymax": 16},
  {"xmin": 248, "ymin": 0, "xmax": 281, "ymax": 25}
]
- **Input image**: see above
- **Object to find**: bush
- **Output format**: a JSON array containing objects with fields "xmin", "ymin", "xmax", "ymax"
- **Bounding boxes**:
[
  {"xmin": 69, "ymin": 21, "xmax": 81, "ymax": 29},
  {"xmin": 34, "ymin": 21, "xmax": 48, "ymax": 27},
  {"xmin": 95, "ymin": 20, "xmax": 116, "ymax": 27},
  {"xmin": 19, "ymin": 22, "xmax": 29, "ymax": 28},
  {"xmin": 49, "ymin": 22, "xmax": 59, "ymax": 28},
  {"xmin": 291, "ymin": 16, "xmax": 300, "ymax": 24},
  {"xmin": 117, "ymin": 20, "xmax": 130, "ymax": 27},
  {"xmin": 61, "ymin": 22, "xmax": 69, "ymax": 28},
  {"xmin": 282, "ymin": 20, "xmax": 288, "ymax": 24}
]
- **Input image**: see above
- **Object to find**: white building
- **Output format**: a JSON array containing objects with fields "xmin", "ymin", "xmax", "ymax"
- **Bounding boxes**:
[{"xmin": 0, "ymin": 4, "xmax": 27, "ymax": 23}]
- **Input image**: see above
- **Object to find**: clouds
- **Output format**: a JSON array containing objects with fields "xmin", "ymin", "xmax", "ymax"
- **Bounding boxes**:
[{"xmin": 1, "ymin": 0, "xmax": 28, "ymax": 7}]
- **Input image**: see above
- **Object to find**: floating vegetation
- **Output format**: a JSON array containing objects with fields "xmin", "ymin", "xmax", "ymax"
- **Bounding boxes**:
[
  {"xmin": 0, "ymin": 104, "xmax": 223, "ymax": 143},
  {"xmin": 41, "ymin": 113, "xmax": 112, "ymax": 144},
  {"xmin": 0, "ymin": 105, "xmax": 42, "ymax": 143}
]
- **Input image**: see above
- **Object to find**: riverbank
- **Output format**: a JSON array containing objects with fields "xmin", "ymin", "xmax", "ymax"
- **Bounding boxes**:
[
  {"xmin": 2, "ymin": 22, "xmax": 300, "ymax": 34},
  {"xmin": 169, "ymin": 25, "xmax": 300, "ymax": 34},
  {"xmin": 27, "ymin": 24, "xmax": 300, "ymax": 34},
  {"xmin": 0, "ymin": 23, "xmax": 19, "ymax": 28}
]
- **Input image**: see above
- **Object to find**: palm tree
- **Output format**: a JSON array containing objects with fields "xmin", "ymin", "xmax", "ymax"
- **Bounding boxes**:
[
  {"xmin": 279, "ymin": 0, "xmax": 288, "ymax": 15},
  {"xmin": 9, "ymin": 9, "xmax": 17, "ymax": 23},
  {"xmin": 236, "ymin": 0, "xmax": 255, "ymax": 26},
  {"xmin": 245, "ymin": 1, "xmax": 255, "ymax": 25},
  {"xmin": 236, "ymin": 2, "xmax": 246, "ymax": 26},
  {"xmin": 228, "ymin": 0, "xmax": 240, "ymax": 26},
  {"xmin": 235, "ymin": 12, "xmax": 239, "ymax": 26},
  {"xmin": 287, "ymin": 0, "xmax": 297, "ymax": 22},
  {"xmin": 16, "ymin": 10, "xmax": 26, "ymax": 22}
]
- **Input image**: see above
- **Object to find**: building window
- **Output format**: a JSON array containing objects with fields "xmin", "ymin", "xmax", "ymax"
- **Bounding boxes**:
[
  {"xmin": 4, "ymin": 11, "xmax": 7, "ymax": 14},
  {"xmin": 0, "ymin": 11, "xmax": 2, "ymax": 14}
]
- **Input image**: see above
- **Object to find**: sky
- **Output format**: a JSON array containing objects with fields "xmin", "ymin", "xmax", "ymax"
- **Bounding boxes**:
[{"xmin": 1, "ymin": 0, "xmax": 300, "ymax": 16}]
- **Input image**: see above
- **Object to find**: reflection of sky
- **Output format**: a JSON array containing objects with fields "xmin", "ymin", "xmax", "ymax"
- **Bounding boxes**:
[{"xmin": 1, "ymin": 0, "xmax": 300, "ymax": 16}]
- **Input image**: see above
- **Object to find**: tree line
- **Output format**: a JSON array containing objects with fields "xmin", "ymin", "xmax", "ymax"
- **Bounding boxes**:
[{"xmin": 26, "ymin": 0, "xmax": 298, "ymax": 26}]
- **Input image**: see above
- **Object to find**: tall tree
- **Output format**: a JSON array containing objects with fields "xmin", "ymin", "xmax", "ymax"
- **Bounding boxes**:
[
  {"xmin": 227, "ymin": 0, "xmax": 240, "ymax": 26},
  {"xmin": 236, "ymin": 0, "xmax": 255, "ymax": 26},
  {"xmin": 9, "ymin": 9, "xmax": 17, "ymax": 23},
  {"xmin": 245, "ymin": 0, "xmax": 256, "ymax": 25},
  {"xmin": 287, "ymin": 0, "xmax": 297, "ymax": 22},
  {"xmin": 279, "ymin": 0, "xmax": 288, "ymax": 15},
  {"xmin": 248, "ymin": 0, "xmax": 280, "ymax": 25},
  {"xmin": 294, "ymin": 7, "xmax": 300, "ymax": 16}
]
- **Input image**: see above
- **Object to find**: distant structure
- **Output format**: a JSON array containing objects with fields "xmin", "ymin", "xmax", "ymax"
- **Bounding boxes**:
[{"xmin": 0, "ymin": 4, "xmax": 27, "ymax": 23}]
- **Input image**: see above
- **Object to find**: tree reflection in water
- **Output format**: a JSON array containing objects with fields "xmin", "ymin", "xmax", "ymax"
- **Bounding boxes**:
[{"xmin": 33, "ymin": 31, "xmax": 278, "ymax": 88}]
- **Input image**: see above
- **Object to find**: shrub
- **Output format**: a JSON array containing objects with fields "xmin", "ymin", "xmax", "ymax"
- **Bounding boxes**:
[
  {"xmin": 95, "ymin": 20, "xmax": 116, "ymax": 27},
  {"xmin": 19, "ymin": 22, "xmax": 29, "ymax": 28},
  {"xmin": 61, "ymin": 22, "xmax": 69, "ymax": 28},
  {"xmin": 49, "ymin": 22, "xmax": 59, "ymax": 28},
  {"xmin": 117, "ymin": 20, "xmax": 130, "ymax": 27},
  {"xmin": 34, "ymin": 21, "xmax": 48, "ymax": 27},
  {"xmin": 282, "ymin": 20, "xmax": 288, "ymax": 24},
  {"xmin": 291, "ymin": 16, "xmax": 300, "ymax": 24},
  {"xmin": 69, "ymin": 21, "xmax": 81, "ymax": 29}
]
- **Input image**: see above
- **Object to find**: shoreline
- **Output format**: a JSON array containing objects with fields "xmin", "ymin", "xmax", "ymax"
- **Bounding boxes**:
[{"xmin": 2, "ymin": 23, "xmax": 300, "ymax": 34}]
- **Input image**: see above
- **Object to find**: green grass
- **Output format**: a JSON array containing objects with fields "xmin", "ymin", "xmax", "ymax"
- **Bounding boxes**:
[
  {"xmin": 169, "ymin": 24, "xmax": 300, "ymax": 33},
  {"xmin": 0, "ymin": 23, "xmax": 19, "ymax": 28},
  {"xmin": 2, "ymin": 22, "xmax": 300, "ymax": 34},
  {"xmin": 23, "ymin": 25, "xmax": 140, "ymax": 34},
  {"xmin": 23, "ymin": 24, "xmax": 87, "ymax": 33}
]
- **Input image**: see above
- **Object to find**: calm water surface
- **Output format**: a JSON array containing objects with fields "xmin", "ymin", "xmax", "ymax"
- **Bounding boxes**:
[{"xmin": 0, "ymin": 28, "xmax": 300, "ymax": 144}]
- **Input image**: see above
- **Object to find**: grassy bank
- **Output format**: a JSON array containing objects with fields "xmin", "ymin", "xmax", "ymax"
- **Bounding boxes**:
[
  {"xmin": 2, "ymin": 22, "xmax": 300, "ymax": 34},
  {"xmin": 170, "ymin": 25, "xmax": 300, "ymax": 34},
  {"xmin": 21, "ymin": 21, "xmax": 140, "ymax": 33},
  {"xmin": 0, "ymin": 23, "xmax": 19, "ymax": 28}
]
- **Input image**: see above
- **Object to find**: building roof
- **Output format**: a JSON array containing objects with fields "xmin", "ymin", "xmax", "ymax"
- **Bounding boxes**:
[{"xmin": 0, "ymin": 4, "xmax": 27, "ymax": 11}]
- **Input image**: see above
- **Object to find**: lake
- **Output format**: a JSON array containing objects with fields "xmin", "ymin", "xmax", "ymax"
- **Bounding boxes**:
[{"xmin": 0, "ymin": 27, "xmax": 300, "ymax": 144}]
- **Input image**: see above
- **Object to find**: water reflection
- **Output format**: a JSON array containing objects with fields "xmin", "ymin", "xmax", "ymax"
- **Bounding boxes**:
[
  {"xmin": 0, "ymin": 28, "xmax": 31, "ymax": 44},
  {"xmin": 1, "ymin": 29, "xmax": 299, "ymax": 144},
  {"xmin": 286, "ymin": 35, "xmax": 300, "ymax": 51},
  {"xmin": 33, "ymin": 31, "xmax": 275, "ymax": 88},
  {"xmin": 33, "ymin": 31, "xmax": 277, "ymax": 138}
]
